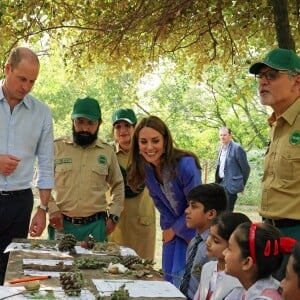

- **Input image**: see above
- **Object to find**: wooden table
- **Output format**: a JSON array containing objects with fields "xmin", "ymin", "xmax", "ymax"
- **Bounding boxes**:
[{"xmin": 4, "ymin": 239, "xmax": 185, "ymax": 299}]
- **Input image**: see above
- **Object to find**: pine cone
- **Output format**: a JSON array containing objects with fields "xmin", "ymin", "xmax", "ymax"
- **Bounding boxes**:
[
  {"xmin": 85, "ymin": 234, "xmax": 96, "ymax": 250},
  {"xmin": 58, "ymin": 234, "xmax": 77, "ymax": 252},
  {"xmin": 122, "ymin": 255, "xmax": 142, "ymax": 268},
  {"xmin": 75, "ymin": 257, "xmax": 107, "ymax": 269},
  {"xmin": 59, "ymin": 271, "xmax": 82, "ymax": 296}
]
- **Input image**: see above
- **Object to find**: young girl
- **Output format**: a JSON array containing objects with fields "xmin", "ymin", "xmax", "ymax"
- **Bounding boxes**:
[
  {"xmin": 193, "ymin": 212, "xmax": 251, "ymax": 300},
  {"xmin": 224, "ymin": 222, "xmax": 297, "ymax": 299}
]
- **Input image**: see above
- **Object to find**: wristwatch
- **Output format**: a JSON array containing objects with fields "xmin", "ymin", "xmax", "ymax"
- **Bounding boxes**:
[
  {"xmin": 109, "ymin": 214, "xmax": 119, "ymax": 224},
  {"xmin": 37, "ymin": 204, "xmax": 49, "ymax": 212}
]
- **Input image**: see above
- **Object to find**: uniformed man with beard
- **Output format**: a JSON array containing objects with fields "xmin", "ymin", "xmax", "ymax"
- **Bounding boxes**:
[{"xmin": 48, "ymin": 97, "xmax": 124, "ymax": 242}]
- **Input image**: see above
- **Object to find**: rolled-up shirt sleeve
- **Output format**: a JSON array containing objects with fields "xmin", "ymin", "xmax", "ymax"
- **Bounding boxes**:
[{"xmin": 35, "ymin": 106, "xmax": 54, "ymax": 189}]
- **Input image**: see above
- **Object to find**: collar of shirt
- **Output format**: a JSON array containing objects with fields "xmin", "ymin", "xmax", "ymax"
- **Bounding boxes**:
[
  {"xmin": 268, "ymin": 96, "xmax": 300, "ymax": 126},
  {"xmin": 0, "ymin": 88, "xmax": 30, "ymax": 110},
  {"xmin": 244, "ymin": 277, "xmax": 279, "ymax": 299},
  {"xmin": 114, "ymin": 142, "xmax": 128, "ymax": 154},
  {"xmin": 210, "ymin": 264, "xmax": 226, "ymax": 293},
  {"xmin": 0, "ymin": 82, "xmax": 6, "ymax": 100},
  {"xmin": 199, "ymin": 228, "xmax": 210, "ymax": 241}
]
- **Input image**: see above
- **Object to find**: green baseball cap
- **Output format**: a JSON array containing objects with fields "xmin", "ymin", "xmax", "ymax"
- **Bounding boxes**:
[
  {"xmin": 112, "ymin": 108, "xmax": 137, "ymax": 125},
  {"xmin": 249, "ymin": 48, "xmax": 300, "ymax": 74},
  {"xmin": 71, "ymin": 97, "xmax": 101, "ymax": 121}
]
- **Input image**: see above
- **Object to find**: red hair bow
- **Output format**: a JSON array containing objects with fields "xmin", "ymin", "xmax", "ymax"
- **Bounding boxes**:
[{"xmin": 279, "ymin": 237, "xmax": 297, "ymax": 254}]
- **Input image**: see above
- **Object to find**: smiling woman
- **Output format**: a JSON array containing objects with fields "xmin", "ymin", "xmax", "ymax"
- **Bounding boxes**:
[
  {"xmin": 127, "ymin": 115, "xmax": 202, "ymax": 288},
  {"xmin": 108, "ymin": 108, "xmax": 156, "ymax": 261},
  {"xmin": 138, "ymin": 126, "xmax": 165, "ymax": 168}
]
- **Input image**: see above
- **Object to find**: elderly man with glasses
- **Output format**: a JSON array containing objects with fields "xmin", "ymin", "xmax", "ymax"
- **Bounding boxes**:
[{"xmin": 249, "ymin": 48, "xmax": 300, "ymax": 280}]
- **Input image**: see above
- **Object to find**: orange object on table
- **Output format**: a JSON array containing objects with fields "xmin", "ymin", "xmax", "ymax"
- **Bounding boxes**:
[{"xmin": 9, "ymin": 275, "xmax": 51, "ymax": 284}]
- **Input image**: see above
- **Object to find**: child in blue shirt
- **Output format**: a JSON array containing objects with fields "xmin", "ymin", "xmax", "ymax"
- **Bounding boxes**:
[{"xmin": 179, "ymin": 183, "xmax": 227, "ymax": 300}]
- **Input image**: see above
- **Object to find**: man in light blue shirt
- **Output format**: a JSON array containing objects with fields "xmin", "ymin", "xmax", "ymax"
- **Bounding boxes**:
[{"xmin": 0, "ymin": 47, "xmax": 54, "ymax": 284}]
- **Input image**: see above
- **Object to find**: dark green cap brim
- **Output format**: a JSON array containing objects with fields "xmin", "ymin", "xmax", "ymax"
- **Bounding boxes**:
[
  {"xmin": 112, "ymin": 108, "xmax": 137, "ymax": 125},
  {"xmin": 249, "ymin": 48, "xmax": 300, "ymax": 74},
  {"xmin": 71, "ymin": 113, "xmax": 99, "ymax": 121}
]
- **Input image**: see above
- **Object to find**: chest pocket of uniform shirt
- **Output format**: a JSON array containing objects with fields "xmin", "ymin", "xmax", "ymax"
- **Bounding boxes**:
[
  {"xmin": 91, "ymin": 165, "xmax": 109, "ymax": 189},
  {"xmin": 55, "ymin": 164, "xmax": 73, "ymax": 188},
  {"xmin": 279, "ymin": 150, "xmax": 300, "ymax": 181}
]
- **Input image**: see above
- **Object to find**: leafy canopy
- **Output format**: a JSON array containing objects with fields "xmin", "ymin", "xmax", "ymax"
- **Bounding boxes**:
[{"xmin": 0, "ymin": 0, "xmax": 299, "ymax": 75}]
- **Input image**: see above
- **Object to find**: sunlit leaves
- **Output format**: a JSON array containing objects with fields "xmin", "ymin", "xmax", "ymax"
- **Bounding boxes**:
[{"xmin": 0, "ymin": 0, "xmax": 298, "ymax": 74}]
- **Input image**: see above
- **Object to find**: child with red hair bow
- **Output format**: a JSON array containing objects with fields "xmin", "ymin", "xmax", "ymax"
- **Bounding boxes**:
[{"xmin": 223, "ymin": 222, "xmax": 297, "ymax": 300}]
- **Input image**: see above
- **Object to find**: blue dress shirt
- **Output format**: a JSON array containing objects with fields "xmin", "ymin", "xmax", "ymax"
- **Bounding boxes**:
[{"xmin": 0, "ymin": 88, "xmax": 54, "ymax": 191}]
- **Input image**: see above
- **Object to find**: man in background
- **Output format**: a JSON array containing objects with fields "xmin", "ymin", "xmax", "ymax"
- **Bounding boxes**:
[
  {"xmin": 215, "ymin": 127, "xmax": 250, "ymax": 211},
  {"xmin": 249, "ymin": 48, "xmax": 300, "ymax": 280},
  {"xmin": 0, "ymin": 47, "xmax": 54, "ymax": 284}
]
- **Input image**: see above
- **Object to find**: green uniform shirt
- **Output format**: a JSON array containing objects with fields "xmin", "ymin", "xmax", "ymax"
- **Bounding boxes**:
[
  {"xmin": 261, "ymin": 97, "xmax": 300, "ymax": 219},
  {"xmin": 49, "ymin": 136, "xmax": 124, "ymax": 217}
]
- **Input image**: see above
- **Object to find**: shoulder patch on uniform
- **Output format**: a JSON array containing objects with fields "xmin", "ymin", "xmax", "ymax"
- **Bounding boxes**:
[
  {"xmin": 289, "ymin": 131, "xmax": 300, "ymax": 145},
  {"xmin": 98, "ymin": 155, "xmax": 107, "ymax": 165}
]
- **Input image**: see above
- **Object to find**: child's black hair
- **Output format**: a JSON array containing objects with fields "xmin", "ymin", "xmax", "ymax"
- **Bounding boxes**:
[
  {"xmin": 234, "ymin": 222, "xmax": 293, "ymax": 280},
  {"xmin": 187, "ymin": 183, "xmax": 227, "ymax": 214},
  {"xmin": 211, "ymin": 212, "xmax": 251, "ymax": 241},
  {"xmin": 292, "ymin": 243, "xmax": 300, "ymax": 288}
]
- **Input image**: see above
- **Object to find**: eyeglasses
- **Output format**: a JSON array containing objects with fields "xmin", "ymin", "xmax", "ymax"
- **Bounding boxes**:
[{"xmin": 255, "ymin": 70, "xmax": 288, "ymax": 81}]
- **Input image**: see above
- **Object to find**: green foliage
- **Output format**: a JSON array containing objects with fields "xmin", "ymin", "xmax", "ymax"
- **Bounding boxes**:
[
  {"xmin": 31, "ymin": 51, "xmax": 270, "ymax": 165},
  {"xmin": 33, "ymin": 55, "xmax": 140, "ymax": 139},
  {"xmin": 0, "ymin": 0, "xmax": 298, "ymax": 74},
  {"xmin": 238, "ymin": 149, "xmax": 264, "ymax": 206},
  {"xmin": 12, "ymin": 6, "xmax": 271, "ymax": 175},
  {"xmin": 0, "ymin": 0, "xmax": 295, "ymax": 160},
  {"xmin": 137, "ymin": 58, "xmax": 269, "ymax": 159}
]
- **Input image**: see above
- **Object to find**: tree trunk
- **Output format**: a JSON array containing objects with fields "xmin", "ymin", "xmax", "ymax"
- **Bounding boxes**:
[{"xmin": 271, "ymin": 0, "xmax": 295, "ymax": 50}]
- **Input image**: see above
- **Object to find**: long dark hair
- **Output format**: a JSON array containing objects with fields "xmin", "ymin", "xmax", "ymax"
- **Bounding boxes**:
[
  {"xmin": 127, "ymin": 115, "xmax": 201, "ymax": 190},
  {"xmin": 292, "ymin": 243, "xmax": 300, "ymax": 288}
]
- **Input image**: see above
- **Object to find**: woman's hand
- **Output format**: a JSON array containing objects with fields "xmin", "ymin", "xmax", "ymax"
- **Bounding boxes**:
[{"xmin": 162, "ymin": 228, "xmax": 176, "ymax": 244}]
